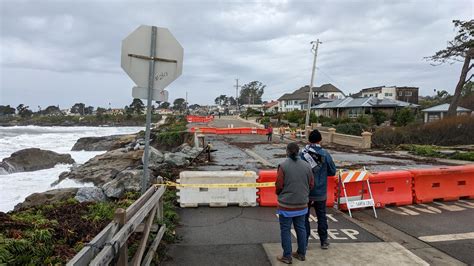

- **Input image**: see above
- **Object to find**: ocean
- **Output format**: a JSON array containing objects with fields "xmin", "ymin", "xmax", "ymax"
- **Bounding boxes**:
[{"xmin": 0, "ymin": 126, "xmax": 143, "ymax": 212}]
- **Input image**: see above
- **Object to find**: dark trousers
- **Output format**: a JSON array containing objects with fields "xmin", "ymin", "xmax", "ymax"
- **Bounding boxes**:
[
  {"xmin": 267, "ymin": 133, "xmax": 272, "ymax": 141},
  {"xmin": 305, "ymin": 200, "xmax": 328, "ymax": 245}
]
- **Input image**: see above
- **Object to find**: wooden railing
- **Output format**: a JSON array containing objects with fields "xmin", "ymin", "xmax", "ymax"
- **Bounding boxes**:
[{"xmin": 67, "ymin": 185, "xmax": 166, "ymax": 266}]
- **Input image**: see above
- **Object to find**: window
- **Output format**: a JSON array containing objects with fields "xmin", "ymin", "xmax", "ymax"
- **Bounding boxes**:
[
  {"xmin": 405, "ymin": 91, "xmax": 412, "ymax": 96},
  {"xmin": 399, "ymin": 91, "xmax": 403, "ymax": 96},
  {"xmin": 385, "ymin": 93, "xmax": 393, "ymax": 97}
]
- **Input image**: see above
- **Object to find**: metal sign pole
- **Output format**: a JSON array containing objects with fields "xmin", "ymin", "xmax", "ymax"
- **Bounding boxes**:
[{"xmin": 142, "ymin": 26, "xmax": 157, "ymax": 195}]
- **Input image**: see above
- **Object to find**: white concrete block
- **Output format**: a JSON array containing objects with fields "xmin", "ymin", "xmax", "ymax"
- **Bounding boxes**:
[{"xmin": 177, "ymin": 171, "xmax": 258, "ymax": 208}]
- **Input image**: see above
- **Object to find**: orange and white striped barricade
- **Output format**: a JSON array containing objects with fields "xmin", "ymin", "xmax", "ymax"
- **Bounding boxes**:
[{"xmin": 337, "ymin": 170, "xmax": 377, "ymax": 218}]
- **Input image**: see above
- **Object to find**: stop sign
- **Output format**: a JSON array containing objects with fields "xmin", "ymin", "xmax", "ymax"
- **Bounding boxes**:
[{"xmin": 121, "ymin": 25, "xmax": 183, "ymax": 91}]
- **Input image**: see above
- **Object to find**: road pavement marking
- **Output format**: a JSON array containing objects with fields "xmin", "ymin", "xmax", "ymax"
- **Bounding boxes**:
[
  {"xmin": 419, "ymin": 232, "xmax": 474, "ymax": 243},
  {"xmin": 385, "ymin": 207, "xmax": 409, "ymax": 215},
  {"xmin": 406, "ymin": 205, "xmax": 436, "ymax": 214},
  {"xmin": 398, "ymin": 207, "xmax": 420, "ymax": 215},
  {"xmin": 454, "ymin": 202, "xmax": 474, "ymax": 209},
  {"xmin": 433, "ymin": 202, "xmax": 465, "ymax": 211},
  {"xmin": 457, "ymin": 200, "xmax": 474, "ymax": 208},
  {"xmin": 340, "ymin": 229, "xmax": 359, "ymax": 240},
  {"xmin": 291, "ymin": 229, "xmax": 361, "ymax": 240},
  {"xmin": 418, "ymin": 204, "xmax": 442, "ymax": 213},
  {"xmin": 308, "ymin": 214, "xmax": 338, "ymax": 222}
]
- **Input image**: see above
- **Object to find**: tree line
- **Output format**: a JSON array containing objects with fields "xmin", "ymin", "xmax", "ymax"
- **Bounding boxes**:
[
  {"xmin": 214, "ymin": 80, "xmax": 266, "ymax": 106},
  {"xmin": 0, "ymin": 97, "xmax": 199, "ymax": 117}
]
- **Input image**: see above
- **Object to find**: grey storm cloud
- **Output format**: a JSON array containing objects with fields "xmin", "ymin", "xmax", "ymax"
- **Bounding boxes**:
[{"xmin": 0, "ymin": 0, "xmax": 473, "ymax": 109}]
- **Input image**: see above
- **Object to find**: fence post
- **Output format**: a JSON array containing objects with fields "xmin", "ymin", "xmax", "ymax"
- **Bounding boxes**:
[
  {"xmin": 115, "ymin": 208, "xmax": 128, "ymax": 266},
  {"xmin": 194, "ymin": 128, "xmax": 201, "ymax": 148},
  {"xmin": 328, "ymin": 128, "xmax": 336, "ymax": 143},
  {"xmin": 361, "ymin": 131, "xmax": 372, "ymax": 149}
]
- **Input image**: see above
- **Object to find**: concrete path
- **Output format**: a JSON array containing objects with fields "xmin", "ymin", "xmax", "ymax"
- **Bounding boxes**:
[{"xmin": 264, "ymin": 242, "xmax": 428, "ymax": 266}]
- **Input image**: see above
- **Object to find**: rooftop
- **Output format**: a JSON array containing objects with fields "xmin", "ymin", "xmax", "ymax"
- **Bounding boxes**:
[
  {"xmin": 421, "ymin": 103, "xmax": 471, "ymax": 113},
  {"xmin": 313, "ymin": 97, "xmax": 419, "ymax": 109}
]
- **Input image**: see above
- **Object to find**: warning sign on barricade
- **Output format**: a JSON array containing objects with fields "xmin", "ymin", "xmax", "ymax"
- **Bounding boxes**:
[{"xmin": 336, "ymin": 170, "xmax": 377, "ymax": 218}]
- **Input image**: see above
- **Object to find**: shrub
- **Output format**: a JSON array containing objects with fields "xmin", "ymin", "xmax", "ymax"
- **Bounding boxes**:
[
  {"xmin": 260, "ymin": 117, "xmax": 270, "ymax": 125},
  {"xmin": 392, "ymin": 108, "xmax": 416, "ymax": 126},
  {"xmin": 355, "ymin": 115, "xmax": 371, "ymax": 125},
  {"xmin": 335, "ymin": 123, "xmax": 369, "ymax": 136},
  {"xmin": 373, "ymin": 116, "xmax": 474, "ymax": 147},
  {"xmin": 284, "ymin": 110, "xmax": 305, "ymax": 124},
  {"xmin": 371, "ymin": 111, "xmax": 388, "ymax": 125}
]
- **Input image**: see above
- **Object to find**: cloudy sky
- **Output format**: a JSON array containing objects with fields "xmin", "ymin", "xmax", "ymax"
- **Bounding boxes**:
[{"xmin": 0, "ymin": 0, "xmax": 472, "ymax": 110}]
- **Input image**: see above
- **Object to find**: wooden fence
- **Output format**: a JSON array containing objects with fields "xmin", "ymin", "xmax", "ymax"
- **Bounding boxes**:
[{"xmin": 67, "ymin": 185, "xmax": 166, "ymax": 266}]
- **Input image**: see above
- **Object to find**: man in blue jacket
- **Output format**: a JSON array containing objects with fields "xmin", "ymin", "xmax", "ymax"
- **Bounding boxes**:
[{"xmin": 301, "ymin": 129, "xmax": 336, "ymax": 249}]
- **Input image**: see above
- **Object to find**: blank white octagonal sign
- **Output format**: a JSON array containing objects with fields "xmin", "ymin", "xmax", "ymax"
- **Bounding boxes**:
[{"xmin": 121, "ymin": 25, "xmax": 183, "ymax": 91}]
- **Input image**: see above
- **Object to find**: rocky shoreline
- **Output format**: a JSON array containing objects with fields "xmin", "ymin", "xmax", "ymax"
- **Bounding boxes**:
[{"xmin": 9, "ymin": 117, "xmax": 200, "ymax": 211}]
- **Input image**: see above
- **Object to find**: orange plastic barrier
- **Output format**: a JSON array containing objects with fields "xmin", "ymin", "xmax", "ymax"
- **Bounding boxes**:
[
  {"xmin": 338, "ymin": 170, "xmax": 413, "ymax": 208},
  {"xmin": 215, "ymin": 128, "xmax": 230, "ymax": 135},
  {"xmin": 410, "ymin": 165, "xmax": 474, "ymax": 203},
  {"xmin": 256, "ymin": 170, "xmax": 336, "ymax": 207},
  {"xmin": 257, "ymin": 129, "xmax": 268, "ymax": 135},
  {"xmin": 186, "ymin": 115, "xmax": 214, "ymax": 123},
  {"xmin": 326, "ymin": 176, "xmax": 336, "ymax": 207},
  {"xmin": 256, "ymin": 170, "xmax": 278, "ymax": 207},
  {"xmin": 190, "ymin": 127, "xmax": 217, "ymax": 134}
]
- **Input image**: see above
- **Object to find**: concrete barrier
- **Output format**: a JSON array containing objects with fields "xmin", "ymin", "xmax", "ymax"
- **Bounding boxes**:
[
  {"xmin": 177, "ymin": 171, "xmax": 258, "ymax": 207},
  {"xmin": 318, "ymin": 127, "xmax": 372, "ymax": 149}
]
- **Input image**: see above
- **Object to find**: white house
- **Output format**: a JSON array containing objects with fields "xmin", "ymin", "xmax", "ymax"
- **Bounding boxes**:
[{"xmin": 278, "ymin": 84, "xmax": 345, "ymax": 112}]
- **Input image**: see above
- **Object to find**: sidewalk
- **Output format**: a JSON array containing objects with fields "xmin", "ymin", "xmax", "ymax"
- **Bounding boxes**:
[{"xmin": 264, "ymin": 242, "xmax": 428, "ymax": 265}]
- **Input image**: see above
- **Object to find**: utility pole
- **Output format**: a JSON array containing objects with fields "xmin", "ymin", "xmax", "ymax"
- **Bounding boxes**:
[
  {"xmin": 185, "ymin": 91, "xmax": 188, "ymax": 113},
  {"xmin": 305, "ymin": 39, "xmax": 322, "ymax": 134},
  {"xmin": 234, "ymin": 79, "xmax": 241, "ymax": 113}
]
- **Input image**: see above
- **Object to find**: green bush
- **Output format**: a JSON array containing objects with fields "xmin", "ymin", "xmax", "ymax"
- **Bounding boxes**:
[
  {"xmin": 284, "ymin": 110, "xmax": 305, "ymax": 124},
  {"xmin": 371, "ymin": 111, "xmax": 388, "ymax": 125},
  {"xmin": 392, "ymin": 108, "xmax": 415, "ymax": 126},
  {"xmin": 260, "ymin": 117, "xmax": 270, "ymax": 125},
  {"xmin": 335, "ymin": 123, "xmax": 369, "ymax": 136}
]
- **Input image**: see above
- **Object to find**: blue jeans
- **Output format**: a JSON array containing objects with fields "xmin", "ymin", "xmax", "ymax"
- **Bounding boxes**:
[
  {"xmin": 306, "ymin": 200, "xmax": 328, "ymax": 245},
  {"xmin": 279, "ymin": 214, "xmax": 307, "ymax": 258}
]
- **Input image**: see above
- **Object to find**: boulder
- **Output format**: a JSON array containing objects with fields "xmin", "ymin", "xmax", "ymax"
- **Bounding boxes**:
[
  {"xmin": 144, "ymin": 146, "xmax": 164, "ymax": 168},
  {"xmin": 178, "ymin": 143, "xmax": 193, "ymax": 154},
  {"xmin": 59, "ymin": 148, "xmax": 143, "ymax": 186},
  {"xmin": 75, "ymin": 187, "xmax": 107, "ymax": 202},
  {"xmin": 102, "ymin": 169, "xmax": 142, "ymax": 198},
  {"xmin": 0, "ymin": 148, "xmax": 75, "ymax": 174},
  {"xmin": 14, "ymin": 188, "xmax": 78, "ymax": 210},
  {"xmin": 72, "ymin": 134, "xmax": 136, "ymax": 151},
  {"xmin": 164, "ymin": 152, "xmax": 189, "ymax": 167}
]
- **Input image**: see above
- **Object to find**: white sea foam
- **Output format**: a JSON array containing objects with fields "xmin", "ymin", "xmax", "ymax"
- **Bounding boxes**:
[{"xmin": 0, "ymin": 126, "xmax": 142, "ymax": 212}]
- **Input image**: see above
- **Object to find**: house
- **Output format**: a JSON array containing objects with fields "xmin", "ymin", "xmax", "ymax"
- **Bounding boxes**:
[
  {"xmin": 421, "ymin": 104, "xmax": 472, "ymax": 123},
  {"xmin": 157, "ymin": 109, "xmax": 173, "ymax": 115},
  {"xmin": 263, "ymin": 101, "xmax": 279, "ymax": 114},
  {"xmin": 354, "ymin": 86, "xmax": 419, "ymax": 104},
  {"xmin": 106, "ymin": 108, "xmax": 124, "ymax": 115},
  {"xmin": 395, "ymin": 86, "xmax": 419, "ymax": 104},
  {"xmin": 278, "ymin": 83, "xmax": 344, "ymax": 112},
  {"xmin": 313, "ymin": 84, "xmax": 346, "ymax": 99},
  {"xmin": 241, "ymin": 104, "xmax": 265, "ymax": 112},
  {"xmin": 313, "ymin": 97, "xmax": 419, "ymax": 118}
]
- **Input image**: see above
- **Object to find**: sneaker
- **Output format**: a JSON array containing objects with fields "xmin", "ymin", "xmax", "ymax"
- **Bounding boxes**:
[
  {"xmin": 321, "ymin": 241, "xmax": 330, "ymax": 250},
  {"xmin": 292, "ymin": 252, "xmax": 306, "ymax": 261},
  {"xmin": 277, "ymin": 255, "xmax": 292, "ymax": 264}
]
